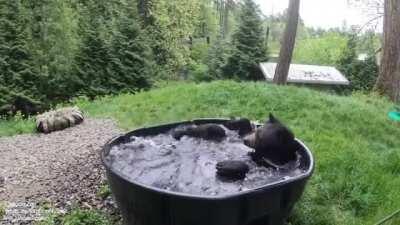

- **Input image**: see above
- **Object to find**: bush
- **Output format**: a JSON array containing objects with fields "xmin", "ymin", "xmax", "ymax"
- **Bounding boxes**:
[
  {"xmin": 188, "ymin": 62, "xmax": 211, "ymax": 82},
  {"xmin": 293, "ymin": 32, "xmax": 348, "ymax": 66},
  {"xmin": 190, "ymin": 42, "xmax": 210, "ymax": 63}
]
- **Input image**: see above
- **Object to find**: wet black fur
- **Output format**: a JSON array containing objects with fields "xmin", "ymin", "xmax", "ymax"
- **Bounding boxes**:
[
  {"xmin": 224, "ymin": 118, "xmax": 253, "ymax": 136},
  {"xmin": 245, "ymin": 114, "xmax": 298, "ymax": 166},
  {"xmin": 216, "ymin": 160, "xmax": 249, "ymax": 181},
  {"xmin": 172, "ymin": 124, "xmax": 226, "ymax": 141}
]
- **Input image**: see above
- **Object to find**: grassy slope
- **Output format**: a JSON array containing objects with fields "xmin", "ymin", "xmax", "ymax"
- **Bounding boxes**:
[{"xmin": 1, "ymin": 81, "xmax": 399, "ymax": 224}]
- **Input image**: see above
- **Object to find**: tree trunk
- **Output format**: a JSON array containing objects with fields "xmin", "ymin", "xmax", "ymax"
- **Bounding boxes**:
[
  {"xmin": 375, "ymin": 0, "xmax": 400, "ymax": 102},
  {"xmin": 137, "ymin": 0, "xmax": 154, "ymax": 27},
  {"xmin": 222, "ymin": 2, "xmax": 229, "ymax": 38},
  {"xmin": 273, "ymin": 0, "xmax": 300, "ymax": 85},
  {"xmin": 220, "ymin": 0, "xmax": 231, "ymax": 39}
]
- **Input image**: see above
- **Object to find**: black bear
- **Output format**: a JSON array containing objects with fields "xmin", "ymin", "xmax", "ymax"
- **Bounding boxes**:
[
  {"xmin": 172, "ymin": 124, "xmax": 226, "ymax": 141},
  {"xmin": 244, "ymin": 114, "xmax": 297, "ymax": 167},
  {"xmin": 216, "ymin": 160, "xmax": 250, "ymax": 181},
  {"xmin": 224, "ymin": 118, "xmax": 254, "ymax": 136}
]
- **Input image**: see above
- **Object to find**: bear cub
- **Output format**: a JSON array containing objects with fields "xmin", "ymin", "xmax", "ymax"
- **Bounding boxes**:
[
  {"xmin": 216, "ymin": 160, "xmax": 250, "ymax": 181},
  {"xmin": 223, "ymin": 118, "xmax": 254, "ymax": 136},
  {"xmin": 172, "ymin": 124, "xmax": 226, "ymax": 141},
  {"xmin": 244, "ymin": 114, "xmax": 298, "ymax": 167}
]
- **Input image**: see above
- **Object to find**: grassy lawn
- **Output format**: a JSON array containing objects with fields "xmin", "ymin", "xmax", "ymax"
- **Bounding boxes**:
[{"xmin": 2, "ymin": 81, "xmax": 400, "ymax": 224}]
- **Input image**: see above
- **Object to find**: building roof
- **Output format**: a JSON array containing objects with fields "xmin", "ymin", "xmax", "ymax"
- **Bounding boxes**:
[{"xmin": 259, "ymin": 62, "xmax": 350, "ymax": 85}]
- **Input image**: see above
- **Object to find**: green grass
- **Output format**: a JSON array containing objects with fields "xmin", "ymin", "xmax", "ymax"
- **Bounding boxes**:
[
  {"xmin": 0, "ymin": 202, "xmax": 5, "ymax": 221},
  {"xmin": 37, "ymin": 208, "xmax": 112, "ymax": 225},
  {"xmin": 0, "ymin": 113, "xmax": 35, "ymax": 137},
  {"xmin": 96, "ymin": 184, "xmax": 111, "ymax": 200},
  {"xmin": 2, "ymin": 81, "xmax": 400, "ymax": 224}
]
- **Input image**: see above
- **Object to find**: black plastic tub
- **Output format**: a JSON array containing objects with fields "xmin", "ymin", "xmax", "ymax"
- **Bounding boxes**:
[{"xmin": 101, "ymin": 119, "xmax": 314, "ymax": 225}]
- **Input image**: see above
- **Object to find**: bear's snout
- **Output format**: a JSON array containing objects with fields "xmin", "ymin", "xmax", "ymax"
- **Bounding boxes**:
[{"xmin": 244, "ymin": 133, "xmax": 256, "ymax": 149}]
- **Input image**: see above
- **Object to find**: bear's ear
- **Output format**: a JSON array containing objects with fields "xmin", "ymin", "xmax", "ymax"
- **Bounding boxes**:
[{"xmin": 269, "ymin": 113, "xmax": 278, "ymax": 123}]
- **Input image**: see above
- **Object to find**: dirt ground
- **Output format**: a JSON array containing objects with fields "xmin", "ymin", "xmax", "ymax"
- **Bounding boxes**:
[{"xmin": 0, "ymin": 119, "xmax": 121, "ymax": 210}]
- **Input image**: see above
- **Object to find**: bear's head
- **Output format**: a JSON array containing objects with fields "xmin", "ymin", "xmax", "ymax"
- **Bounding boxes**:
[{"xmin": 244, "ymin": 113, "xmax": 297, "ymax": 165}]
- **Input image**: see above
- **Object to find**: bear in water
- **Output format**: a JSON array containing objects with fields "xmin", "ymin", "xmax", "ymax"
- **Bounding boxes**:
[
  {"xmin": 216, "ymin": 160, "xmax": 250, "ymax": 181},
  {"xmin": 244, "ymin": 114, "xmax": 298, "ymax": 167},
  {"xmin": 223, "ymin": 118, "xmax": 254, "ymax": 136},
  {"xmin": 172, "ymin": 124, "xmax": 226, "ymax": 141}
]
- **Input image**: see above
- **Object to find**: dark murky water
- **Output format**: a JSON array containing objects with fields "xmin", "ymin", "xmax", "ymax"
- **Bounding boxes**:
[{"xmin": 106, "ymin": 125, "xmax": 305, "ymax": 196}]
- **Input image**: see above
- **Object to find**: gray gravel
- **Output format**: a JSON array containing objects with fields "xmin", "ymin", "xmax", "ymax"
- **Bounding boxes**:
[{"xmin": 0, "ymin": 118, "xmax": 121, "ymax": 210}]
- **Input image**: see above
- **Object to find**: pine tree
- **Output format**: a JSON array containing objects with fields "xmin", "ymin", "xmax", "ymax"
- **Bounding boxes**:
[
  {"xmin": 109, "ymin": 2, "xmax": 153, "ymax": 92},
  {"xmin": 223, "ymin": 0, "xmax": 268, "ymax": 80},
  {"xmin": 337, "ymin": 35, "xmax": 378, "ymax": 92},
  {"xmin": 74, "ymin": 29, "xmax": 112, "ymax": 98},
  {"xmin": 206, "ymin": 36, "xmax": 229, "ymax": 79},
  {"xmin": 73, "ymin": 0, "xmax": 113, "ymax": 98},
  {"xmin": 0, "ymin": 0, "xmax": 44, "ymax": 116},
  {"xmin": 337, "ymin": 36, "xmax": 357, "ymax": 78},
  {"xmin": 25, "ymin": 0, "xmax": 80, "ymax": 102}
]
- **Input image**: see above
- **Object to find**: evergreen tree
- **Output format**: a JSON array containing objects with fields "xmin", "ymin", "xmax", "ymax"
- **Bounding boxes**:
[
  {"xmin": 73, "ymin": 0, "xmax": 113, "ymax": 98},
  {"xmin": 140, "ymin": 0, "xmax": 202, "ymax": 77},
  {"xmin": 337, "ymin": 35, "xmax": 378, "ymax": 92},
  {"xmin": 74, "ymin": 27, "xmax": 112, "ymax": 98},
  {"xmin": 0, "ymin": 0, "xmax": 235, "ymax": 116},
  {"xmin": 206, "ymin": 36, "xmax": 229, "ymax": 79},
  {"xmin": 74, "ymin": 0, "xmax": 153, "ymax": 98},
  {"xmin": 25, "ymin": 0, "xmax": 80, "ymax": 102},
  {"xmin": 109, "ymin": 1, "xmax": 153, "ymax": 92},
  {"xmin": 0, "ymin": 0, "xmax": 44, "ymax": 116},
  {"xmin": 223, "ymin": 0, "xmax": 268, "ymax": 80}
]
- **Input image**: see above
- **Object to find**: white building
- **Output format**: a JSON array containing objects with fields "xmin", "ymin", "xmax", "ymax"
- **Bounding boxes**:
[{"xmin": 259, "ymin": 62, "xmax": 350, "ymax": 86}]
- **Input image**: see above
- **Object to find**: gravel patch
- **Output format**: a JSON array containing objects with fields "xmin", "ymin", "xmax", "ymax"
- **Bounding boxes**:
[{"xmin": 0, "ymin": 119, "xmax": 121, "ymax": 211}]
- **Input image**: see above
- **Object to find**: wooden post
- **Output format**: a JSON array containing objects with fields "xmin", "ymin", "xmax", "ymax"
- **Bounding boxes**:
[{"xmin": 273, "ymin": 0, "xmax": 300, "ymax": 85}]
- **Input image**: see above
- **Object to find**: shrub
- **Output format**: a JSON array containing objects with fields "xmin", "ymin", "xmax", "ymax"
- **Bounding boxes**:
[
  {"xmin": 293, "ymin": 32, "xmax": 348, "ymax": 66},
  {"xmin": 188, "ymin": 62, "xmax": 211, "ymax": 82},
  {"xmin": 190, "ymin": 42, "xmax": 210, "ymax": 63}
]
